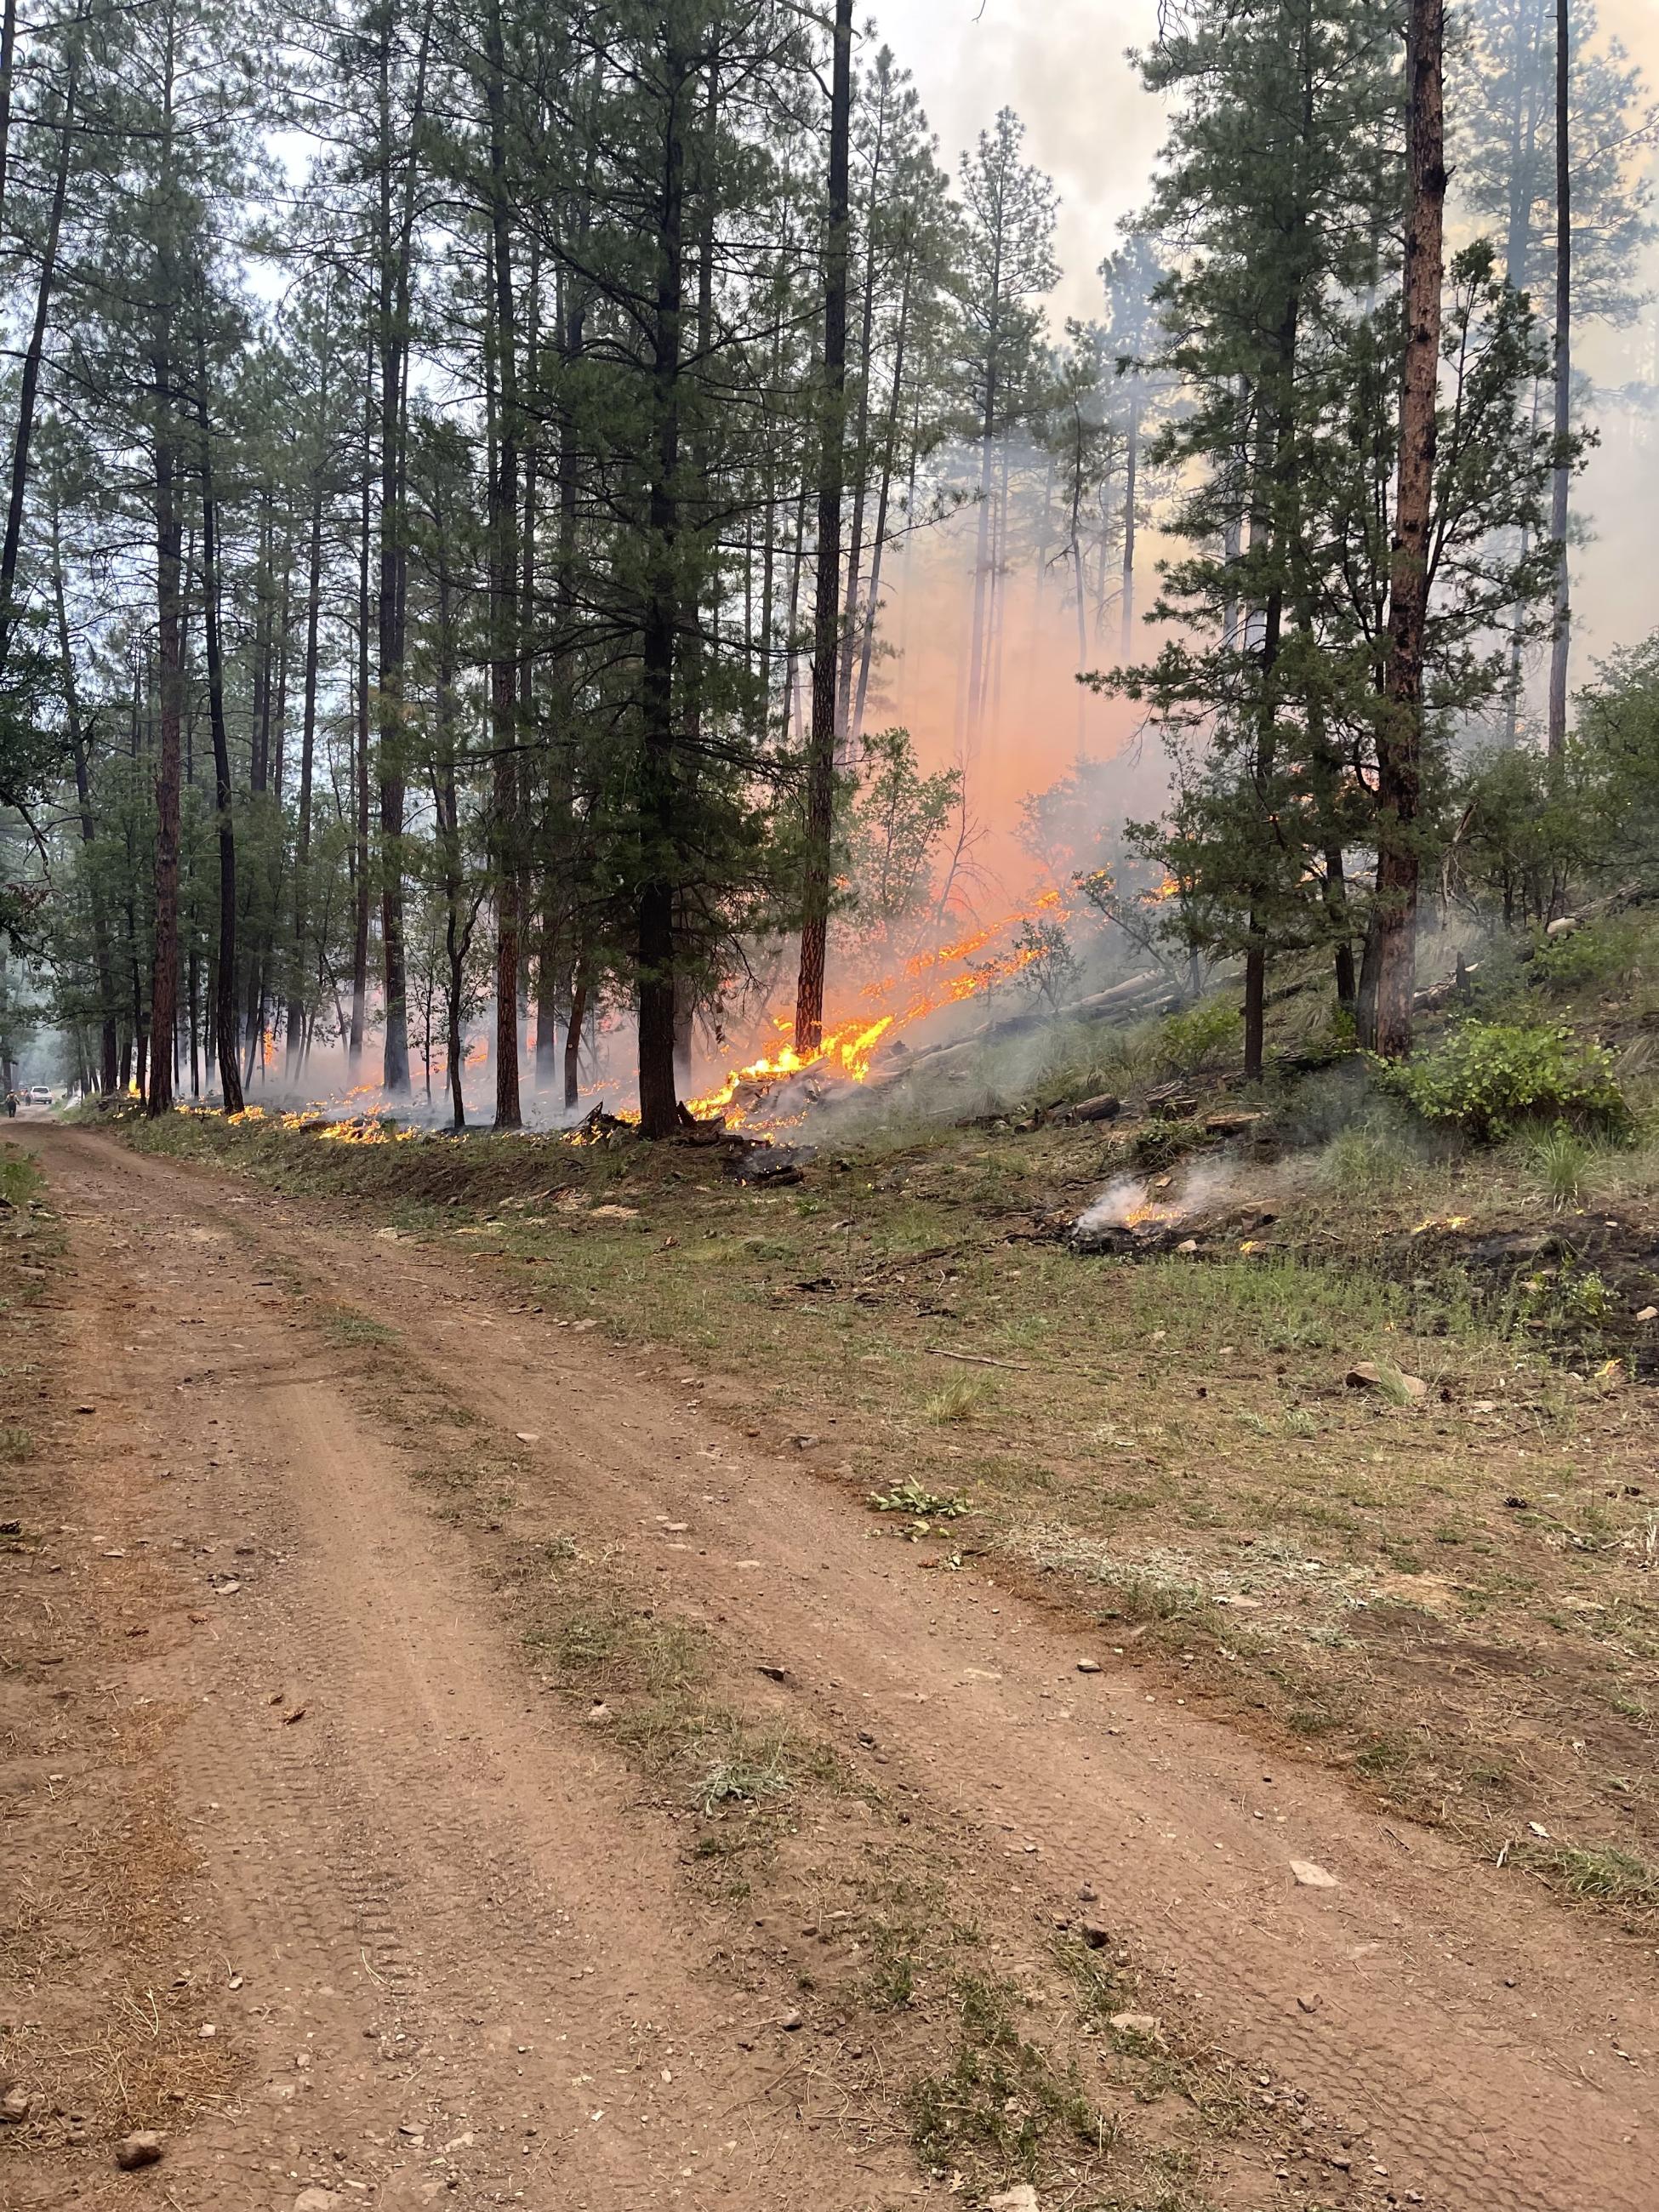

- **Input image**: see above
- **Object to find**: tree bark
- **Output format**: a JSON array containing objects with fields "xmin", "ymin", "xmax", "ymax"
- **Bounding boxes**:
[
  {"xmin": 636, "ymin": 35, "xmax": 691, "ymax": 1139},
  {"xmin": 0, "ymin": 42, "xmax": 76, "ymax": 652},
  {"xmin": 145, "ymin": 37, "xmax": 183, "ymax": 1118},
  {"xmin": 350, "ymin": 343, "xmax": 373, "ymax": 1072},
  {"xmin": 51, "ymin": 503, "xmax": 117, "ymax": 1091},
  {"xmin": 1547, "ymin": 0, "xmax": 1571, "ymax": 760},
  {"xmin": 285, "ymin": 460, "xmax": 326, "ymax": 1075},
  {"xmin": 194, "ymin": 333, "xmax": 244, "ymax": 1113},
  {"xmin": 1367, "ymin": 0, "xmax": 1445, "ymax": 1060},
  {"xmin": 486, "ymin": 0, "xmax": 522, "ymax": 1130},
  {"xmin": 792, "ymin": 0, "xmax": 853, "ymax": 1058}
]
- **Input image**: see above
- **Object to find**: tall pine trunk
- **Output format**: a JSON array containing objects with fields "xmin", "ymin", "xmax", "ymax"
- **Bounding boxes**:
[
  {"xmin": 1367, "ymin": 0, "xmax": 1445, "ymax": 1060},
  {"xmin": 485, "ymin": 0, "xmax": 522, "ymax": 1129},
  {"xmin": 1547, "ymin": 0, "xmax": 1572, "ymax": 760},
  {"xmin": 349, "ymin": 345, "xmax": 373, "ymax": 1071},
  {"xmin": 792, "ymin": 0, "xmax": 853, "ymax": 1057},
  {"xmin": 0, "ymin": 42, "xmax": 74, "ymax": 653},
  {"xmin": 194, "ymin": 334, "xmax": 243, "ymax": 1114},
  {"xmin": 145, "ymin": 38, "xmax": 182, "ymax": 1117},
  {"xmin": 285, "ymin": 460, "xmax": 326, "ymax": 1075},
  {"xmin": 636, "ymin": 37, "xmax": 691, "ymax": 1140}
]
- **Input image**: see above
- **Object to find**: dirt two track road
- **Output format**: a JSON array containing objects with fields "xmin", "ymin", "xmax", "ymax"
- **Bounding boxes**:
[{"xmin": 2, "ymin": 1121, "xmax": 1655, "ymax": 2212}]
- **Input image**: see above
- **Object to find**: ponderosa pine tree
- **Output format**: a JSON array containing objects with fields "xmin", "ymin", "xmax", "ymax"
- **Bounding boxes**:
[{"xmin": 955, "ymin": 108, "xmax": 1058, "ymax": 755}]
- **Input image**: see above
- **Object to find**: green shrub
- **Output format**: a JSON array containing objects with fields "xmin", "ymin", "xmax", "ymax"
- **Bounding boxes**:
[
  {"xmin": 1528, "ymin": 921, "xmax": 1641, "ymax": 998},
  {"xmin": 1386, "ymin": 1021, "xmax": 1629, "ymax": 1143},
  {"xmin": 1158, "ymin": 996, "xmax": 1242, "ymax": 1076}
]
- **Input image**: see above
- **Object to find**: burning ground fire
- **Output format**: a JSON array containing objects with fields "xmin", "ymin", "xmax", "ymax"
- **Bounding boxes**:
[
  {"xmin": 189, "ymin": 887, "xmax": 1089, "ymax": 1141},
  {"xmin": 222, "ymin": 1080, "xmax": 419, "ymax": 1144},
  {"xmin": 687, "ymin": 887, "xmax": 1073, "ymax": 1128}
]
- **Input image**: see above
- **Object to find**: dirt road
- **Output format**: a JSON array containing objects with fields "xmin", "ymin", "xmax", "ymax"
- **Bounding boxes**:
[{"xmin": 3, "ymin": 1123, "xmax": 1655, "ymax": 2211}]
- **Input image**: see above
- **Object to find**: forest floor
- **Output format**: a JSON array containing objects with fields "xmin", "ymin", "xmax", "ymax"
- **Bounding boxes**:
[{"xmin": 2, "ymin": 1107, "xmax": 1656, "ymax": 2212}]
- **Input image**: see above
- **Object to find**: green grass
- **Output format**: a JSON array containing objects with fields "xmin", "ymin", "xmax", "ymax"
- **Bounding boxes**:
[{"xmin": 1534, "ymin": 1843, "xmax": 1659, "ymax": 1917}]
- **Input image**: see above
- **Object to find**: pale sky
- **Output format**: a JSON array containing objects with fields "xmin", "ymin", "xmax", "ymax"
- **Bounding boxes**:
[
  {"xmin": 870, "ymin": 0, "xmax": 1659, "ymax": 332},
  {"xmin": 869, "ymin": 0, "xmax": 1163, "ymax": 322},
  {"xmin": 869, "ymin": 0, "xmax": 1659, "ymax": 667}
]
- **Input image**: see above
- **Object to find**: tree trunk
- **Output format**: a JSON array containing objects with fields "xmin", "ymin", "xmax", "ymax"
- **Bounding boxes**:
[
  {"xmin": 1367, "ymin": 0, "xmax": 1445, "ymax": 1060},
  {"xmin": 1547, "ymin": 0, "xmax": 1571, "ymax": 760},
  {"xmin": 373, "ymin": 1, "xmax": 435, "ymax": 1098},
  {"xmin": 563, "ymin": 960, "xmax": 588, "ymax": 1113},
  {"xmin": 145, "ymin": 51, "xmax": 182, "ymax": 1119},
  {"xmin": 350, "ymin": 345, "xmax": 373, "ymax": 1072},
  {"xmin": 52, "ymin": 503, "xmax": 117, "ymax": 1092},
  {"xmin": 285, "ymin": 465, "xmax": 325, "ymax": 1074},
  {"xmin": 854, "ymin": 231, "xmax": 915, "ymax": 741},
  {"xmin": 836, "ymin": 59, "xmax": 889, "ymax": 752},
  {"xmin": 636, "ymin": 37, "xmax": 691, "ymax": 1141},
  {"xmin": 1119, "ymin": 395, "xmax": 1140, "ymax": 659},
  {"xmin": 0, "ymin": 42, "xmax": 75, "ymax": 653},
  {"xmin": 792, "ymin": 0, "xmax": 853, "ymax": 1058},
  {"xmin": 0, "ymin": 0, "xmax": 17, "ymax": 221},
  {"xmin": 486, "ymin": 0, "xmax": 522, "ymax": 1131},
  {"xmin": 194, "ymin": 335, "xmax": 244, "ymax": 1114}
]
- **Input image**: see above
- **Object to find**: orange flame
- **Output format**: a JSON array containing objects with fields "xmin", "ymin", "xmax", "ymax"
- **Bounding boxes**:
[{"xmin": 687, "ymin": 888, "xmax": 1071, "ymax": 1127}]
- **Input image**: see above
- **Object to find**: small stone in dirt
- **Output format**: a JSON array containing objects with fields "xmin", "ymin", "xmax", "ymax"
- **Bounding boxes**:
[
  {"xmin": 1638, "ymin": 1308, "xmax": 1658, "ymax": 1325},
  {"xmin": 516, "ymin": 1432, "xmax": 540, "ymax": 1444},
  {"xmin": 1, "ymin": 2088, "xmax": 32, "ymax": 2124},
  {"xmin": 1291, "ymin": 1860, "xmax": 1339, "ymax": 1890},
  {"xmin": 1108, "ymin": 2012, "xmax": 1165, "ymax": 2044},
  {"xmin": 1075, "ymin": 1658, "xmax": 1101, "ymax": 1674},
  {"xmin": 115, "ymin": 2131, "xmax": 163, "ymax": 2169},
  {"xmin": 1297, "ymin": 1993, "xmax": 1322, "ymax": 2015},
  {"xmin": 794, "ymin": 1435, "xmax": 820, "ymax": 1449},
  {"xmin": 584, "ymin": 1703, "xmax": 612, "ymax": 1725},
  {"xmin": 1080, "ymin": 1919, "xmax": 1112, "ymax": 1949},
  {"xmin": 756, "ymin": 1663, "xmax": 789, "ymax": 1682},
  {"xmin": 988, "ymin": 2188, "xmax": 1040, "ymax": 2212},
  {"xmin": 779, "ymin": 2011, "xmax": 804, "ymax": 2032},
  {"xmin": 1345, "ymin": 1362, "xmax": 1427, "ymax": 1402},
  {"xmin": 294, "ymin": 2191, "xmax": 343, "ymax": 2211}
]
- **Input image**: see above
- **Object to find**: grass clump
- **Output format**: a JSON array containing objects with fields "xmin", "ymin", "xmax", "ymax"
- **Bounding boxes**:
[
  {"xmin": 905, "ymin": 1970, "xmax": 1109, "ymax": 2186},
  {"xmin": 1524, "ymin": 1126, "xmax": 1604, "ymax": 1210},
  {"xmin": 923, "ymin": 1373, "xmax": 992, "ymax": 1423},
  {"xmin": 1533, "ymin": 1842, "xmax": 1659, "ymax": 1922},
  {"xmin": 1386, "ymin": 1020, "xmax": 1629, "ymax": 1143}
]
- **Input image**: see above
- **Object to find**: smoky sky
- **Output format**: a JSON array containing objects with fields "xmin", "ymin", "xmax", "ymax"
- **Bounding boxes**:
[{"xmin": 871, "ymin": 0, "xmax": 1659, "ymax": 671}]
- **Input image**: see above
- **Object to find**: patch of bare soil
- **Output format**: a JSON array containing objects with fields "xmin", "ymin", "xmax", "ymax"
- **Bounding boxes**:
[{"xmin": 3, "ymin": 1124, "xmax": 1656, "ymax": 2212}]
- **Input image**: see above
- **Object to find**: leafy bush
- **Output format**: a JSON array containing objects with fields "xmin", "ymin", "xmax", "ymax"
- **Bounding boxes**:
[
  {"xmin": 1386, "ymin": 1021, "xmax": 1629, "ymax": 1143},
  {"xmin": 1158, "ymin": 995, "xmax": 1242, "ymax": 1075},
  {"xmin": 1528, "ymin": 921, "xmax": 1641, "ymax": 998}
]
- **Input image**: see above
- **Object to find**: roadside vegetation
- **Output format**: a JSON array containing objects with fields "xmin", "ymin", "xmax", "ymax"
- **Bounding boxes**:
[{"xmin": 122, "ymin": 903, "xmax": 1659, "ymax": 1945}]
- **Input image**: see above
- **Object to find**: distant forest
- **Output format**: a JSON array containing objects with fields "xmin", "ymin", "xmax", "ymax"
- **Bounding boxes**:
[{"xmin": 0, "ymin": 0, "xmax": 1654, "ymax": 1122}]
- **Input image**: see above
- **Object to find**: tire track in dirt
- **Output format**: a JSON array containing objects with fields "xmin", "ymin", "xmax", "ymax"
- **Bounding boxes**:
[
  {"xmin": 7, "ymin": 1126, "xmax": 916, "ymax": 2212},
  {"xmin": 94, "ymin": 1127, "xmax": 1655, "ymax": 2212}
]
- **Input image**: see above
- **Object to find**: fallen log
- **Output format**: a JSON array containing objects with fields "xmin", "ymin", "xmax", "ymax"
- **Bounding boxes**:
[{"xmin": 1050, "ymin": 1092, "xmax": 1123, "ymax": 1126}]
